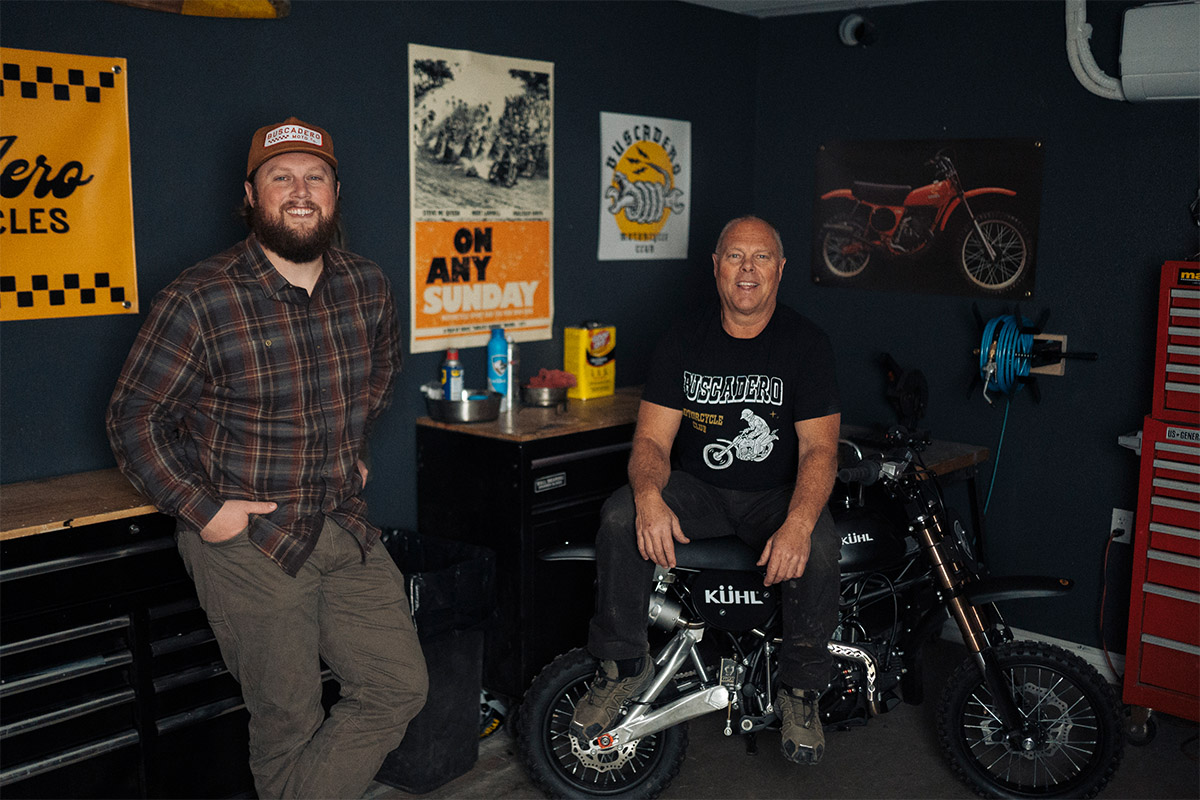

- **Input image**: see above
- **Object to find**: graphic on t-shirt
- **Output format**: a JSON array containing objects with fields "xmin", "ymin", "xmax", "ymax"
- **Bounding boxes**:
[{"xmin": 702, "ymin": 408, "xmax": 778, "ymax": 470}]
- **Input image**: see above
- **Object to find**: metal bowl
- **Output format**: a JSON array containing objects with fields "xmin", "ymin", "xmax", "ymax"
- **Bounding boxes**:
[
  {"xmin": 423, "ymin": 386, "xmax": 502, "ymax": 423},
  {"xmin": 521, "ymin": 385, "xmax": 569, "ymax": 408}
]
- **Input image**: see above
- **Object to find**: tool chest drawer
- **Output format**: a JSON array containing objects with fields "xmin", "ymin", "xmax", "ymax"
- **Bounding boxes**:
[{"xmin": 1152, "ymin": 261, "xmax": 1200, "ymax": 423}]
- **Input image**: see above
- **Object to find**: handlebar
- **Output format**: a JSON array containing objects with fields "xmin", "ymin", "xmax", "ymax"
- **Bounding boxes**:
[{"xmin": 837, "ymin": 461, "xmax": 882, "ymax": 486}]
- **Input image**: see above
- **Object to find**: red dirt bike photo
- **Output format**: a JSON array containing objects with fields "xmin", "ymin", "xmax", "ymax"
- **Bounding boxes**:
[{"xmin": 813, "ymin": 141, "xmax": 1042, "ymax": 298}]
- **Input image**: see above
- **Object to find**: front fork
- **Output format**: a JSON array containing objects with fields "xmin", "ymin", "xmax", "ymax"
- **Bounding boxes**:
[{"xmin": 912, "ymin": 510, "xmax": 1028, "ymax": 742}]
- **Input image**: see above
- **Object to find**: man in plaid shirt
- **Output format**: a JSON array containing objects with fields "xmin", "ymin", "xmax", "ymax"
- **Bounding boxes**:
[{"xmin": 107, "ymin": 117, "xmax": 426, "ymax": 799}]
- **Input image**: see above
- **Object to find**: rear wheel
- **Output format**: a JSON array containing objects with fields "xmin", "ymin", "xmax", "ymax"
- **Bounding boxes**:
[
  {"xmin": 821, "ymin": 216, "xmax": 871, "ymax": 277},
  {"xmin": 937, "ymin": 641, "xmax": 1123, "ymax": 798},
  {"xmin": 517, "ymin": 647, "xmax": 688, "ymax": 798}
]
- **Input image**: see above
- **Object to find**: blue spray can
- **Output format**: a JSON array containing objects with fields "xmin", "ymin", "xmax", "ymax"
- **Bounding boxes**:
[{"xmin": 487, "ymin": 328, "xmax": 508, "ymax": 406}]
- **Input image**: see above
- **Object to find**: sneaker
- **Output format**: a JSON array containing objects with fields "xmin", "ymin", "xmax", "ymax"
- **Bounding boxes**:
[
  {"xmin": 777, "ymin": 687, "xmax": 824, "ymax": 764},
  {"xmin": 569, "ymin": 656, "xmax": 655, "ymax": 741}
]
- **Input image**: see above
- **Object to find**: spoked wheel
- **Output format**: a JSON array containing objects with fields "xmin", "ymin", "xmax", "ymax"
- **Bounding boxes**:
[
  {"xmin": 821, "ymin": 216, "xmax": 871, "ymax": 277},
  {"xmin": 516, "ymin": 647, "xmax": 688, "ymax": 798},
  {"xmin": 956, "ymin": 211, "xmax": 1030, "ymax": 291},
  {"xmin": 937, "ymin": 641, "xmax": 1124, "ymax": 798}
]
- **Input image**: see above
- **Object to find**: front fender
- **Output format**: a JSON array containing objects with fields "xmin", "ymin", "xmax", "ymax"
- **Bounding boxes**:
[
  {"xmin": 963, "ymin": 575, "xmax": 1073, "ymax": 604},
  {"xmin": 938, "ymin": 188, "xmax": 1018, "ymax": 230}
]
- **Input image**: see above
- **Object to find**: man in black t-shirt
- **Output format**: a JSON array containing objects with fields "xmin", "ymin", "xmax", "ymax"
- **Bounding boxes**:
[{"xmin": 571, "ymin": 216, "xmax": 841, "ymax": 766}]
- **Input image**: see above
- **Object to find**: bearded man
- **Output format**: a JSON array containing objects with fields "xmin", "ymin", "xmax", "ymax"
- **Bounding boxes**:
[{"xmin": 107, "ymin": 117, "xmax": 427, "ymax": 799}]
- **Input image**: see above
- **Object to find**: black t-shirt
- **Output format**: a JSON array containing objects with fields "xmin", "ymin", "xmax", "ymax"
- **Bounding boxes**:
[{"xmin": 642, "ymin": 305, "xmax": 839, "ymax": 491}]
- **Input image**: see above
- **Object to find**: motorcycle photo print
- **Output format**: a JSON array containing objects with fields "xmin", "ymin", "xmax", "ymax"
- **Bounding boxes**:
[{"xmin": 811, "ymin": 139, "xmax": 1044, "ymax": 299}]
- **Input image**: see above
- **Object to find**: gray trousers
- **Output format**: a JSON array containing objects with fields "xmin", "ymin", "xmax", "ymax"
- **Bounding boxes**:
[
  {"xmin": 587, "ymin": 471, "xmax": 840, "ymax": 690},
  {"xmin": 177, "ymin": 517, "xmax": 428, "ymax": 799}
]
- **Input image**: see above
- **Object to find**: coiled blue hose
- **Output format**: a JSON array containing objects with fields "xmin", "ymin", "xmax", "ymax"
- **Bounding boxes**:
[{"xmin": 979, "ymin": 314, "xmax": 1034, "ymax": 396}]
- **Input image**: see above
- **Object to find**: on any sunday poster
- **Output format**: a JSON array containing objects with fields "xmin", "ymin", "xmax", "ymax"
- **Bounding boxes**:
[
  {"xmin": 598, "ymin": 111, "xmax": 690, "ymax": 261},
  {"xmin": 0, "ymin": 47, "xmax": 138, "ymax": 321},
  {"xmin": 409, "ymin": 43, "xmax": 553, "ymax": 354}
]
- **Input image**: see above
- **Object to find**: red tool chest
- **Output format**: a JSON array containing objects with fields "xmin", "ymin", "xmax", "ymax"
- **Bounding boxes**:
[{"xmin": 1124, "ymin": 260, "xmax": 1200, "ymax": 722}]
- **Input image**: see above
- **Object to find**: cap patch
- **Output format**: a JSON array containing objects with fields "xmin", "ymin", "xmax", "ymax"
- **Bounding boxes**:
[{"xmin": 265, "ymin": 124, "xmax": 323, "ymax": 149}]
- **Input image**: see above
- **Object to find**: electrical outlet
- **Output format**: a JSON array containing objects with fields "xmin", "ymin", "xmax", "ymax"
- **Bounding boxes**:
[{"xmin": 1110, "ymin": 508, "xmax": 1134, "ymax": 545}]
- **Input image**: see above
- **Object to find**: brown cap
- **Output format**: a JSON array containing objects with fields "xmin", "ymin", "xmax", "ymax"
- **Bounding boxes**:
[{"xmin": 246, "ymin": 117, "xmax": 337, "ymax": 178}]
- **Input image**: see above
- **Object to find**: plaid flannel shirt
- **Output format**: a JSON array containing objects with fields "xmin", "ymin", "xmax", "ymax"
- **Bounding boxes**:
[{"xmin": 107, "ymin": 235, "xmax": 403, "ymax": 575}]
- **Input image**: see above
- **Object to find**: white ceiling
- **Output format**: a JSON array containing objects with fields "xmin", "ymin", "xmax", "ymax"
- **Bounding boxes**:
[{"xmin": 682, "ymin": 0, "xmax": 935, "ymax": 17}]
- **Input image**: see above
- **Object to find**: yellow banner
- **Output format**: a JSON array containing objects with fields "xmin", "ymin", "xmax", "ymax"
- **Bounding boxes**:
[{"xmin": 0, "ymin": 47, "xmax": 138, "ymax": 321}]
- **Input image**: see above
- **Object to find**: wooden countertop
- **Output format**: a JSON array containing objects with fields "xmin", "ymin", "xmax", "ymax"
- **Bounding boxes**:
[
  {"xmin": 417, "ymin": 386, "xmax": 642, "ymax": 443},
  {"xmin": 416, "ymin": 391, "xmax": 989, "ymax": 476},
  {"xmin": 0, "ymin": 468, "xmax": 156, "ymax": 541}
]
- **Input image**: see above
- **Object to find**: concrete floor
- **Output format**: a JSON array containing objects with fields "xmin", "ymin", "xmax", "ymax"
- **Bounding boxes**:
[{"xmin": 367, "ymin": 640, "xmax": 1199, "ymax": 800}]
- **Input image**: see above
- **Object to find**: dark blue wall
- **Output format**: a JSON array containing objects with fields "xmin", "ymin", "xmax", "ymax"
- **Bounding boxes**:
[
  {"xmin": 2, "ymin": 0, "xmax": 1197, "ymax": 649},
  {"xmin": 753, "ymin": 0, "xmax": 1198, "ymax": 646}
]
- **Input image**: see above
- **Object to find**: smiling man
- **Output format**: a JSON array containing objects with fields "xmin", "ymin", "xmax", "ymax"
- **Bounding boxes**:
[
  {"xmin": 107, "ymin": 117, "xmax": 426, "ymax": 798},
  {"xmin": 572, "ymin": 216, "xmax": 841, "ymax": 766}
]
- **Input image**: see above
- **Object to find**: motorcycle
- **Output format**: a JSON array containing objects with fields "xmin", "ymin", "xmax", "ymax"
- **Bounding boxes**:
[
  {"xmin": 516, "ymin": 428, "xmax": 1124, "ymax": 799},
  {"xmin": 818, "ymin": 150, "xmax": 1032, "ymax": 292}
]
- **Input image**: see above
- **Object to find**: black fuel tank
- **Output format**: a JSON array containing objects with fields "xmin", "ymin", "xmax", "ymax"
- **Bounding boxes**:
[{"xmin": 833, "ymin": 507, "xmax": 907, "ymax": 572}]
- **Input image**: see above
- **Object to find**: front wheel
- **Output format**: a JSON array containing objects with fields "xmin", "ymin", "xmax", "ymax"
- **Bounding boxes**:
[
  {"xmin": 937, "ymin": 641, "xmax": 1124, "ymax": 798},
  {"xmin": 516, "ymin": 647, "xmax": 689, "ymax": 798},
  {"xmin": 956, "ymin": 211, "xmax": 1030, "ymax": 291}
]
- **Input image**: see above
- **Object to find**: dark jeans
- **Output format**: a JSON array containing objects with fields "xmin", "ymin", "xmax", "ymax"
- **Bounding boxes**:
[{"xmin": 587, "ymin": 470, "xmax": 840, "ymax": 691}]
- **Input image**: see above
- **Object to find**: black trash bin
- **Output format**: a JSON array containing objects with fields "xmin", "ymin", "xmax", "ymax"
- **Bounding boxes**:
[{"xmin": 374, "ymin": 528, "xmax": 496, "ymax": 794}]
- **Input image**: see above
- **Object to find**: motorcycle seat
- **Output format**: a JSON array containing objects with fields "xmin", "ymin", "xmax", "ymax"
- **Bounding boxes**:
[
  {"xmin": 535, "ymin": 537, "xmax": 763, "ymax": 573},
  {"xmin": 674, "ymin": 537, "xmax": 762, "ymax": 572},
  {"xmin": 852, "ymin": 181, "xmax": 912, "ymax": 206}
]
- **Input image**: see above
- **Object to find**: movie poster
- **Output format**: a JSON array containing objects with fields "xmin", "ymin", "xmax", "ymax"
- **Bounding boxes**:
[
  {"xmin": 409, "ymin": 43, "xmax": 553, "ymax": 354},
  {"xmin": 597, "ymin": 112, "xmax": 690, "ymax": 261},
  {"xmin": 0, "ymin": 47, "xmax": 138, "ymax": 322},
  {"xmin": 811, "ymin": 139, "xmax": 1043, "ymax": 299}
]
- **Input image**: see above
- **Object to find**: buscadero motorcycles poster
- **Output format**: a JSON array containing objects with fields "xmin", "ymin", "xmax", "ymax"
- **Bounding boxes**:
[
  {"xmin": 409, "ymin": 43, "xmax": 554, "ymax": 354},
  {"xmin": 811, "ymin": 139, "xmax": 1043, "ymax": 300},
  {"xmin": 598, "ymin": 112, "xmax": 691, "ymax": 261}
]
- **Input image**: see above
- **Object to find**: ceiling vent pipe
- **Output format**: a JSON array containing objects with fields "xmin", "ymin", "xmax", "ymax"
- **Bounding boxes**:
[{"xmin": 1066, "ymin": 0, "xmax": 1126, "ymax": 100}]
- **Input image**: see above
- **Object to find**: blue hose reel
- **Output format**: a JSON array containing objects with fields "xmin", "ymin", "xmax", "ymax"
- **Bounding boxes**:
[
  {"xmin": 979, "ymin": 314, "xmax": 1035, "ymax": 402},
  {"xmin": 975, "ymin": 308, "xmax": 1097, "ymax": 404}
]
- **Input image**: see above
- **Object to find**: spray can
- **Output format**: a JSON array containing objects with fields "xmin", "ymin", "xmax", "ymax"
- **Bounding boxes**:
[
  {"xmin": 439, "ymin": 349, "xmax": 464, "ymax": 400},
  {"xmin": 487, "ymin": 328, "xmax": 508, "ymax": 407}
]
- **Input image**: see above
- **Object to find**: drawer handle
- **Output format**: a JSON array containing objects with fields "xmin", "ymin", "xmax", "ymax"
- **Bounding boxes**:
[
  {"xmin": 152, "ymin": 661, "xmax": 230, "ymax": 694},
  {"xmin": 0, "ymin": 730, "xmax": 139, "ymax": 786},
  {"xmin": 0, "ymin": 616, "xmax": 128, "ymax": 658},
  {"xmin": 1142, "ymin": 582, "xmax": 1200, "ymax": 604},
  {"xmin": 1148, "ymin": 548, "xmax": 1200, "ymax": 569},
  {"xmin": 0, "ymin": 539, "xmax": 175, "ymax": 583},
  {"xmin": 1141, "ymin": 634, "xmax": 1200, "ymax": 655},
  {"xmin": 0, "ymin": 688, "xmax": 135, "ymax": 740},
  {"xmin": 530, "ymin": 442, "xmax": 632, "ymax": 470},
  {"xmin": 0, "ymin": 651, "xmax": 133, "ymax": 698},
  {"xmin": 156, "ymin": 696, "xmax": 245, "ymax": 735}
]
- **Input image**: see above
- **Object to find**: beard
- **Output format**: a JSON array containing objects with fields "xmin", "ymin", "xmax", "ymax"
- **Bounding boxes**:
[{"xmin": 250, "ymin": 199, "xmax": 342, "ymax": 264}]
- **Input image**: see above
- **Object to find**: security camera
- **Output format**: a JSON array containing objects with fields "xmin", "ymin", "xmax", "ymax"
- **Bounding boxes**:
[{"xmin": 839, "ymin": 14, "xmax": 877, "ymax": 47}]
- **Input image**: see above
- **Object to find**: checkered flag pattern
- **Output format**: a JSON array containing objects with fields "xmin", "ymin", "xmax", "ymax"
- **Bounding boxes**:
[
  {"xmin": 0, "ymin": 61, "xmax": 117, "ymax": 103},
  {"xmin": 0, "ymin": 272, "xmax": 129, "ymax": 309}
]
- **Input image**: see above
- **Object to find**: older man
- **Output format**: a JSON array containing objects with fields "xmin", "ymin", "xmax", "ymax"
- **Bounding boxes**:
[
  {"xmin": 107, "ymin": 117, "xmax": 426, "ymax": 798},
  {"xmin": 572, "ymin": 216, "xmax": 841, "ymax": 765}
]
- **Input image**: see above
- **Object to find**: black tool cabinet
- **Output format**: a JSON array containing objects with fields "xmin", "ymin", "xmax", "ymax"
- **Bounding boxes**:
[
  {"xmin": 415, "ymin": 388, "xmax": 640, "ymax": 699},
  {"xmin": 0, "ymin": 470, "xmax": 255, "ymax": 799}
]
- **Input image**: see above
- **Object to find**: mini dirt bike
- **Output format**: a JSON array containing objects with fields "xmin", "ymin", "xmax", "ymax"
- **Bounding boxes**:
[
  {"xmin": 819, "ymin": 150, "xmax": 1032, "ymax": 292},
  {"xmin": 517, "ymin": 429, "xmax": 1123, "ymax": 799}
]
